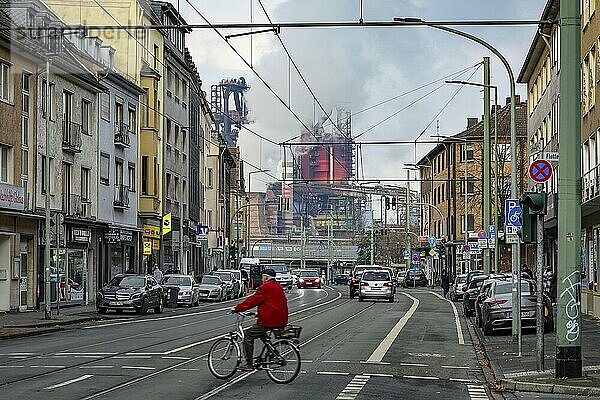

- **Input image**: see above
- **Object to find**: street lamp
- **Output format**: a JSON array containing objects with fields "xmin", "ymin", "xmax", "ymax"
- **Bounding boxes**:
[
  {"xmin": 246, "ymin": 169, "xmax": 270, "ymax": 265},
  {"xmin": 446, "ymin": 78, "xmax": 500, "ymax": 274},
  {"xmin": 394, "ymin": 16, "xmax": 522, "ymax": 351}
]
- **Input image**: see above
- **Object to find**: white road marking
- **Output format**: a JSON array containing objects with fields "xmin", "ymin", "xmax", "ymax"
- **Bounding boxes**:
[
  {"xmin": 450, "ymin": 378, "xmax": 479, "ymax": 383},
  {"xmin": 0, "ymin": 353, "xmax": 35, "ymax": 356},
  {"xmin": 467, "ymin": 384, "xmax": 489, "ymax": 400},
  {"xmin": 44, "ymin": 374, "xmax": 94, "ymax": 390},
  {"xmin": 363, "ymin": 373, "xmax": 393, "ymax": 377},
  {"xmin": 317, "ymin": 371, "xmax": 350, "ymax": 375},
  {"xmin": 403, "ymin": 375, "xmax": 440, "ymax": 380},
  {"xmin": 121, "ymin": 366, "xmax": 156, "ymax": 370},
  {"xmin": 323, "ymin": 360, "xmax": 351, "ymax": 363},
  {"xmin": 0, "ymin": 365, "xmax": 24, "ymax": 368},
  {"xmin": 441, "ymin": 365, "xmax": 470, "ymax": 369},
  {"xmin": 113, "ymin": 355, "xmax": 153, "ymax": 359},
  {"xmin": 366, "ymin": 292, "xmax": 419, "ymax": 363},
  {"xmin": 360, "ymin": 361, "xmax": 391, "ymax": 365},
  {"xmin": 399, "ymin": 362, "xmax": 428, "ymax": 367},
  {"xmin": 80, "ymin": 366, "xmax": 114, "ymax": 369},
  {"xmin": 429, "ymin": 291, "xmax": 465, "ymax": 345},
  {"xmin": 56, "ymin": 352, "xmax": 116, "ymax": 356},
  {"xmin": 31, "ymin": 365, "xmax": 65, "ymax": 368},
  {"xmin": 8, "ymin": 356, "xmax": 29, "ymax": 359},
  {"xmin": 335, "ymin": 375, "xmax": 370, "ymax": 400},
  {"xmin": 161, "ymin": 356, "xmax": 190, "ymax": 360},
  {"xmin": 174, "ymin": 368, "xmax": 203, "ymax": 371}
]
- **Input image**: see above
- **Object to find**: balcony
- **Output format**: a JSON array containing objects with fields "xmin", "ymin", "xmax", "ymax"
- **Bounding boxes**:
[
  {"xmin": 62, "ymin": 121, "xmax": 82, "ymax": 153},
  {"xmin": 582, "ymin": 166, "xmax": 600, "ymax": 204},
  {"xmin": 114, "ymin": 122, "xmax": 131, "ymax": 148},
  {"xmin": 113, "ymin": 184, "xmax": 130, "ymax": 209}
]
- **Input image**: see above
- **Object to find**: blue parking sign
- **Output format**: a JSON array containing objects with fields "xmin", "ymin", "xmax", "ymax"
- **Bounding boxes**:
[{"xmin": 505, "ymin": 199, "xmax": 522, "ymax": 227}]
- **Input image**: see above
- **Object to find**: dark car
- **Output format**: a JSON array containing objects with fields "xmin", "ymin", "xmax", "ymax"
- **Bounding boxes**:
[
  {"xmin": 480, "ymin": 280, "xmax": 554, "ymax": 335},
  {"xmin": 349, "ymin": 265, "xmax": 381, "ymax": 299},
  {"xmin": 297, "ymin": 270, "xmax": 322, "ymax": 289},
  {"xmin": 464, "ymin": 270, "xmax": 485, "ymax": 287},
  {"xmin": 97, "ymin": 274, "xmax": 164, "ymax": 315},
  {"xmin": 462, "ymin": 275, "xmax": 489, "ymax": 316},
  {"xmin": 404, "ymin": 269, "xmax": 427, "ymax": 288},
  {"xmin": 333, "ymin": 274, "xmax": 350, "ymax": 285}
]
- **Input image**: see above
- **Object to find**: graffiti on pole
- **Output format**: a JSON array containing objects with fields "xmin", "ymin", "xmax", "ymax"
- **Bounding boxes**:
[{"xmin": 560, "ymin": 270, "xmax": 581, "ymax": 343}]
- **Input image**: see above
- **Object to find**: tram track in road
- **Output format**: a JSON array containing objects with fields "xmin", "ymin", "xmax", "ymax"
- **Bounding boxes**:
[{"xmin": 0, "ymin": 288, "xmax": 341, "ymax": 389}]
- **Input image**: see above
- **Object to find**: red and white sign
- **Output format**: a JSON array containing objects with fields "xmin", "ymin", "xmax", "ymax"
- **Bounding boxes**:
[
  {"xmin": 282, "ymin": 185, "xmax": 293, "ymax": 199},
  {"xmin": 529, "ymin": 159, "xmax": 553, "ymax": 183},
  {"xmin": 0, "ymin": 183, "xmax": 25, "ymax": 210}
]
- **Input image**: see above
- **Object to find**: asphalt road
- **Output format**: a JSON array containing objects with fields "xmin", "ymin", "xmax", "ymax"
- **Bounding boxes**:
[{"xmin": 0, "ymin": 286, "xmax": 509, "ymax": 400}]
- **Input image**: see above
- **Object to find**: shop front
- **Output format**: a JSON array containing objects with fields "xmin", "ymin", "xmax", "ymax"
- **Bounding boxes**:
[
  {"xmin": 143, "ymin": 224, "xmax": 161, "ymax": 275},
  {"xmin": 100, "ymin": 228, "xmax": 138, "ymax": 285}
]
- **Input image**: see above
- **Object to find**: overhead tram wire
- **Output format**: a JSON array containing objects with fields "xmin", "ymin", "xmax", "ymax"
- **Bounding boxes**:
[
  {"xmin": 183, "ymin": 0, "xmax": 357, "ymax": 185},
  {"xmin": 353, "ymin": 62, "xmax": 481, "ymax": 140}
]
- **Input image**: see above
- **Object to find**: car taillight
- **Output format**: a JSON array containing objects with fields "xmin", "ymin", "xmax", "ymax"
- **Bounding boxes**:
[
  {"xmin": 315, "ymin": 278, "xmax": 320, "ymax": 282},
  {"xmin": 487, "ymin": 299, "xmax": 508, "ymax": 307},
  {"xmin": 383, "ymin": 282, "xmax": 392, "ymax": 287},
  {"xmin": 361, "ymin": 282, "xmax": 369, "ymax": 286}
]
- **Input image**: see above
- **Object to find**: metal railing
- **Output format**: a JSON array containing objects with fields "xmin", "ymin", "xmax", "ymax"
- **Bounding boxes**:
[
  {"xmin": 582, "ymin": 166, "xmax": 600, "ymax": 203},
  {"xmin": 62, "ymin": 121, "xmax": 82, "ymax": 152},
  {"xmin": 62, "ymin": 193, "xmax": 83, "ymax": 216},
  {"xmin": 114, "ymin": 122, "xmax": 131, "ymax": 147},
  {"xmin": 113, "ymin": 184, "xmax": 130, "ymax": 208}
]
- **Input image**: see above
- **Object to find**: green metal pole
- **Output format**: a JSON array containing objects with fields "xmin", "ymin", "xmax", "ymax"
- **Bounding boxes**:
[
  {"xmin": 556, "ymin": 0, "xmax": 582, "ymax": 379},
  {"xmin": 493, "ymin": 88, "xmax": 499, "ymax": 273},
  {"xmin": 406, "ymin": 170, "xmax": 411, "ymax": 268},
  {"xmin": 483, "ymin": 57, "xmax": 491, "ymax": 274},
  {"xmin": 370, "ymin": 221, "xmax": 375, "ymax": 265},
  {"xmin": 300, "ymin": 216, "xmax": 306, "ymax": 269}
]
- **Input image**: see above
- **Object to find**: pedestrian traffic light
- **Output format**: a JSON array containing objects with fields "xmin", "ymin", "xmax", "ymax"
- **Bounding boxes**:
[
  {"xmin": 391, "ymin": 197, "xmax": 397, "ymax": 210},
  {"xmin": 521, "ymin": 192, "xmax": 547, "ymax": 215},
  {"xmin": 385, "ymin": 196, "xmax": 390, "ymax": 210}
]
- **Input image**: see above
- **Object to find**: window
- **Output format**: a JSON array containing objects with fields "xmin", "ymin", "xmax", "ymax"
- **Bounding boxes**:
[
  {"xmin": 0, "ymin": 61, "xmax": 11, "ymax": 102},
  {"xmin": 175, "ymin": 74, "xmax": 180, "ymax": 100},
  {"xmin": 141, "ymin": 89, "xmax": 149, "ymax": 127},
  {"xmin": 21, "ymin": 149, "xmax": 28, "ymax": 177},
  {"xmin": 166, "ymin": 68, "xmax": 172, "ymax": 97},
  {"xmin": 154, "ymin": 158, "xmax": 159, "ymax": 195},
  {"xmin": 100, "ymin": 153, "xmax": 110, "ymax": 185},
  {"xmin": 174, "ymin": 176, "xmax": 179, "ymax": 201},
  {"xmin": 207, "ymin": 168, "xmax": 213, "ymax": 188},
  {"xmin": 175, "ymin": 124, "xmax": 180, "ymax": 147},
  {"xmin": 460, "ymin": 143, "xmax": 474, "ymax": 162},
  {"xmin": 128, "ymin": 107, "xmax": 136, "ymax": 133},
  {"xmin": 141, "ymin": 156, "xmax": 148, "ymax": 194},
  {"xmin": 115, "ymin": 158, "xmax": 124, "ymax": 186},
  {"xmin": 21, "ymin": 72, "xmax": 30, "ymax": 114},
  {"xmin": 166, "ymin": 119, "xmax": 172, "ymax": 144},
  {"xmin": 82, "ymin": 99, "xmax": 91, "ymax": 134},
  {"xmin": 128, "ymin": 163, "xmax": 136, "ymax": 192},
  {"xmin": 41, "ymin": 80, "xmax": 55, "ymax": 119},
  {"xmin": 81, "ymin": 168, "xmax": 90, "ymax": 201},
  {"xmin": 207, "ymin": 210, "xmax": 213, "ymax": 228},
  {"xmin": 166, "ymin": 173, "xmax": 171, "ymax": 198},
  {"xmin": 461, "ymin": 214, "xmax": 475, "ymax": 233},
  {"xmin": 460, "ymin": 178, "xmax": 475, "ymax": 195},
  {"xmin": 41, "ymin": 155, "xmax": 55, "ymax": 194},
  {"xmin": 115, "ymin": 101, "xmax": 124, "ymax": 125},
  {"xmin": 153, "ymin": 44, "xmax": 159, "ymax": 70},
  {"xmin": 62, "ymin": 90, "xmax": 73, "ymax": 124},
  {"xmin": 0, "ymin": 145, "xmax": 11, "ymax": 183},
  {"xmin": 100, "ymin": 92, "xmax": 110, "ymax": 121}
]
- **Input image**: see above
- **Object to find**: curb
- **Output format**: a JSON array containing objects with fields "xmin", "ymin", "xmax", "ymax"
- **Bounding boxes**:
[
  {"xmin": 500, "ymin": 378, "xmax": 600, "ymax": 397},
  {"xmin": 4, "ymin": 315, "xmax": 101, "ymax": 329},
  {"xmin": 0, "ymin": 326, "xmax": 63, "ymax": 340}
]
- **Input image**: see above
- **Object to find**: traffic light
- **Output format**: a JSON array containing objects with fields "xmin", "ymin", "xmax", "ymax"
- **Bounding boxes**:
[
  {"xmin": 385, "ymin": 196, "xmax": 390, "ymax": 210},
  {"xmin": 391, "ymin": 197, "xmax": 397, "ymax": 210},
  {"xmin": 517, "ymin": 192, "xmax": 547, "ymax": 243}
]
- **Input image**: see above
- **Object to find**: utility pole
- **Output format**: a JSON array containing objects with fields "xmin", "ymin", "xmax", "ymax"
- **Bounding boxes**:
[
  {"xmin": 483, "ymin": 57, "xmax": 491, "ymax": 274},
  {"xmin": 463, "ymin": 140, "xmax": 468, "ymax": 273},
  {"xmin": 327, "ymin": 216, "xmax": 333, "ymax": 282},
  {"xmin": 536, "ymin": 211, "xmax": 545, "ymax": 371},
  {"xmin": 44, "ymin": 58, "xmax": 52, "ymax": 320},
  {"xmin": 556, "ymin": 0, "xmax": 582, "ymax": 378},
  {"xmin": 180, "ymin": 182, "xmax": 185, "ymax": 273},
  {"xmin": 300, "ymin": 216, "xmax": 306, "ymax": 269},
  {"xmin": 406, "ymin": 170, "xmax": 411, "ymax": 268},
  {"xmin": 370, "ymin": 221, "xmax": 375, "ymax": 265}
]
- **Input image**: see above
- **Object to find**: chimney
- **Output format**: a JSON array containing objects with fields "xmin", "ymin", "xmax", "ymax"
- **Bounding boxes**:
[
  {"xmin": 505, "ymin": 94, "xmax": 522, "ymax": 105},
  {"xmin": 467, "ymin": 117, "xmax": 478, "ymax": 128}
]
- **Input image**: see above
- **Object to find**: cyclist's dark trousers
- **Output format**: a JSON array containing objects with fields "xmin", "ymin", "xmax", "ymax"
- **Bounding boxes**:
[{"xmin": 243, "ymin": 324, "xmax": 270, "ymax": 364}]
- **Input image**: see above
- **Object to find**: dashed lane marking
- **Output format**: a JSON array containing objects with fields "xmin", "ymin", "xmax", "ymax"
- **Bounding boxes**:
[
  {"xmin": 317, "ymin": 371, "xmax": 350, "ymax": 376},
  {"xmin": 363, "ymin": 373, "xmax": 393, "ymax": 377},
  {"xmin": 399, "ymin": 362, "xmax": 428, "ymax": 367},
  {"xmin": 335, "ymin": 375, "xmax": 370, "ymax": 400},
  {"xmin": 360, "ymin": 361, "xmax": 390, "ymax": 365},
  {"xmin": 467, "ymin": 384, "xmax": 489, "ymax": 400},
  {"xmin": 323, "ymin": 360, "xmax": 351, "ymax": 363},
  {"xmin": 30, "ymin": 365, "xmax": 65, "ymax": 368},
  {"xmin": 79, "ymin": 366, "xmax": 114, "ymax": 369},
  {"xmin": 161, "ymin": 356, "xmax": 190, "ymax": 360},
  {"xmin": 44, "ymin": 374, "xmax": 93, "ymax": 390},
  {"xmin": 121, "ymin": 366, "xmax": 156, "ymax": 370},
  {"xmin": 441, "ymin": 365, "xmax": 470, "ymax": 369},
  {"xmin": 0, "ymin": 365, "xmax": 24, "ymax": 368},
  {"xmin": 403, "ymin": 375, "xmax": 440, "ymax": 380}
]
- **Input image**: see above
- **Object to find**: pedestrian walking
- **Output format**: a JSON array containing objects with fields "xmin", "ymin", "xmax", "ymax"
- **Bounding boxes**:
[
  {"xmin": 441, "ymin": 269, "xmax": 450, "ymax": 299},
  {"xmin": 153, "ymin": 265, "xmax": 163, "ymax": 283}
]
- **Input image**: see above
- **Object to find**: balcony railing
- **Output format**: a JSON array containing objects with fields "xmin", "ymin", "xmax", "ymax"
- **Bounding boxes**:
[
  {"xmin": 62, "ymin": 193, "xmax": 83, "ymax": 216},
  {"xmin": 114, "ymin": 122, "xmax": 131, "ymax": 148},
  {"xmin": 114, "ymin": 184, "xmax": 130, "ymax": 209},
  {"xmin": 62, "ymin": 121, "xmax": 82, "ymax": 153},
  {"xmin": 582, "ymin": 166, "xmax": 600, "ymax": 203}
]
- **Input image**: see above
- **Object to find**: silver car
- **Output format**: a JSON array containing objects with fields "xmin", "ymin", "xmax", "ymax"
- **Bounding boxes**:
[
  {"xmin": 161, "ymin": 274, "xmax": 199, "ymax": 307},
  {"xmin": 449, "ymin": 273, "xmax": 468, "ymax": 302},
  {"xmin": 216, "ymin": 269, "xmax": 243, "ymax": 298},
  {"xmin": 197, "ymin": 275, "xmax": 227, "ymax": 302},
  {"xmin": 358, "ymin": 270, "xmax": 394, "ymax": 303}
]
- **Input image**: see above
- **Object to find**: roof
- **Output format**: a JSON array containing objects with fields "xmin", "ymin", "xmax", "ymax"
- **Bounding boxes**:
[{"xmin": 517, "ymin": 0, "xmax": 559, "ymax": 83}]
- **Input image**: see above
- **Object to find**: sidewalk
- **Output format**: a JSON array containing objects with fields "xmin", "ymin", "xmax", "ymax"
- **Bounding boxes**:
[
  {"xmin": 476, "ymin": 313, "xmax": 600, "ymax": 397},
  {"xmin": 0, "ymin": 304, "xmax": 104, "ymax": 339}
]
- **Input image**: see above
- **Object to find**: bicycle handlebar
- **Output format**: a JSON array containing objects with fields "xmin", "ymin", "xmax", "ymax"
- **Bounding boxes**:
[{"xmin": 236, "ymin": 311, "xmax": 256, "ymax": 317}]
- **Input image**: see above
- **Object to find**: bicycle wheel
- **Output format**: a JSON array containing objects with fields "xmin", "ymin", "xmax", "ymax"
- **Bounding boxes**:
[
  {"xmin": 208, "ymin": 338, "xmax": 240, "ymax": 379},
  {"xmin": 266, "ymin": 340, "xmax": 301, "ymax": 384}
]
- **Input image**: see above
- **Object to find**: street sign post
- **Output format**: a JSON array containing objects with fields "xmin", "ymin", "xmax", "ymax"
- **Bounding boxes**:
[
  {"xmin": 545, "ymin": 152, "xmax": 559, "ymax": 162},
  {"xmin": 428, "ymin": 236, "xmax": 437, "ymax": 246},
  {"xmin": 529, "ymin": 159, "xmax": 553, "ymax": 183}
]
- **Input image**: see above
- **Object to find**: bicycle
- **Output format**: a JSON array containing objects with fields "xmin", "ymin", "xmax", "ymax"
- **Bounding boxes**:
[{"xmin": 207, "ymin": 311, "xmax": 302, "ymax": 384}]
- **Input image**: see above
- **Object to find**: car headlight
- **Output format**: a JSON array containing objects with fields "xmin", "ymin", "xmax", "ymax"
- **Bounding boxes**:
[
  {"xmin": 180, "ymin": 290, "xmax": 191, "ymax": 296},
  {"xmin": 299, "ymin": 278, "xmax": 304, "ymax": 283},
  {"xmin": 130, "ymin": 292, "xmax": 142, "ymax": 299},
  {"xmin": 97, "ymin": 291, "xmax": 103, "ymax": 299}
]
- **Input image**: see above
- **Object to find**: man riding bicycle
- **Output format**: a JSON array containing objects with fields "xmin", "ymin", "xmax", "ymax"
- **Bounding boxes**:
[{"xmin": 232, "ymin": 268, "xmax": 288, "ymax": 371}]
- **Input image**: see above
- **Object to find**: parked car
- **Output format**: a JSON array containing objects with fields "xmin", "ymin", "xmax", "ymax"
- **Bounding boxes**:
[
  {"xmin": 197, "ymin": 275, "xmax": 228, "ymax": 302},
  {"xmin": 263, "ymin": 264, "xmax": 294, "ymax": 288},
  {"xmin": 404, "ymin": 269, "xmax": 427, "ymax": 288},
  {"xmin": 464, "ymin": 270, "xmax": 485, "ymax": 287},
  {"xmin": 349, "ymin": 265, "xmax": 382, "ymax": 299},
  {"xmin": 462, "ymin": 275, "xmax": 489, "ymax": 316},
  {"xmin": 213, "ymin": 271, "xmax": 237, "ymax": 300},
  {"xmin": 396, "ymin": 268, "xmax": 407, "ymax": 287},
  {"xmin": 358, "ymin": 270, "xmax": 394, "ymax": 303},
  {"xmin": 97, "ymin": 274, "xmax": 164, "ymax": 315},
  {"xmin": 161, "ymin": 274, "xmax": 199, "ymax": 307},
  {"xmin": 297, "ymin": 270, "xmax": 322, "ymax": 289},
  {"xmin": 216, "ymin": 269, "xmax": 244, "ymax": 298},
  {"xmin": 333, "ymin": 274, "xmax": 350, "ymax": 285},
  {"xmin": 480, "ymin": 280, "xmax": 554, "ymax": 335},
  {"xmin": 449, "ymin": 273, "xmax": 468, "ymax": 301},
  {"xmin": 291, "ymin": 269, "xmax": 300, "ymax": 286}
]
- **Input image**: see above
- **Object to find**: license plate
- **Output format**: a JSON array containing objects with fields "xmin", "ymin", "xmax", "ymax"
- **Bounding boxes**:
[
  {"xmin": 110, "ymin": 301, "xmax": 123, "ymax": 306},
  {"xmin": 507, "ymin": 311, "xmax": 535, "ymax": 318},
  {"xmin": 200, "ymin": 293, "xmax": 208, "ymax": 297}
]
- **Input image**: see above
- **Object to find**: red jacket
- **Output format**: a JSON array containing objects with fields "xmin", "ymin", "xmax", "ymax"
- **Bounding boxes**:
[{"xmin": 233, "ymin": 278, "xmax": 288, "ymax": 328}]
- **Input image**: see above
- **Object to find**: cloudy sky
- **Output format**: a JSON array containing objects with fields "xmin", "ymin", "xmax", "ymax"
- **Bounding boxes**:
[{"xmin": 179, "ymin": 0, "xmax": 548, "ymax": 190}]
